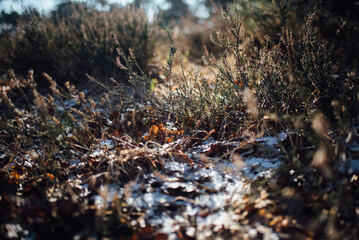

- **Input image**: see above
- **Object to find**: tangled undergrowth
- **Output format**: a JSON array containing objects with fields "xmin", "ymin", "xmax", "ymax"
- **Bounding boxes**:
[{"xmin": 1, "ymin": 0, "xmax": 359, "ymax": 239}]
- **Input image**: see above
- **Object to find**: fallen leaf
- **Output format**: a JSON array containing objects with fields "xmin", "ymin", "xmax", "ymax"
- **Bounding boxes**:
[
  {"xmin": 205, "ymin": 143, "xmax": 223, "ymax": 156},
  {"xmin": 172, "ymin": 150, "xmax": 194, "ymax": 164},
  {"xmin": 46, "ymin": 173, "xmax": 55, "ymax": 180},
  {"xmin": 269, "ymin": 216, "xmax": 284, "ymax": 227}
]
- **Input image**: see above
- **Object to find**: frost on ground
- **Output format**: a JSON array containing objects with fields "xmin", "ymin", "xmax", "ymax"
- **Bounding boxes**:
[{"xmin": 91, "ymin": 133, "xmax": 288, "ymax": 239}]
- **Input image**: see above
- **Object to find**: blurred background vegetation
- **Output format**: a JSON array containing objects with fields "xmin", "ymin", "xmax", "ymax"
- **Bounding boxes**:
[
  {"xmin": 0, "ymin": 0, "xmax": 238, "ymax": 86},
  {"xmin": 0, "ymin": 0, "xmax": 358, "ymax": 121},
  {"xmin": 0, "ymin": 0, "xmax": 358, "ymax": 83}
]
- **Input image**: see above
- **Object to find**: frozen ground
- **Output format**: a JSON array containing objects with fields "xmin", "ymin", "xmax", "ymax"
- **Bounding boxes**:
[{"xmin": 91, "ymin": 133, "xmax": 288, "ymax": 239}]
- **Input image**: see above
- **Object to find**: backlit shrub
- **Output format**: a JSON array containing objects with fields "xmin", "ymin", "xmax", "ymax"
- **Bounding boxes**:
[{"xmin": 0, "ymin": 2, "xmax": 156, "ymax": 87}]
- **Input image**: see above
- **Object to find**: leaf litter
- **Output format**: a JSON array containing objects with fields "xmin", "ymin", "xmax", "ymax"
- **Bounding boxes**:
[
  {"xmin": 2, "ymin": 86, "xmax": 359, "ymax": 239},
  {"xmin": 0, "ymin": 104, "xmax": 316, "ymax": 240},
  {"xmin": 87, "ymin": 131, "xmax": 289, "ymax": 239}
]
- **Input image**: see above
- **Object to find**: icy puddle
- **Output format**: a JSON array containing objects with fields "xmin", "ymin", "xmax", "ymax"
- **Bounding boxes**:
[{"xmin": 93, "ymin": 133, "xmax": 288, "ymax": 239}]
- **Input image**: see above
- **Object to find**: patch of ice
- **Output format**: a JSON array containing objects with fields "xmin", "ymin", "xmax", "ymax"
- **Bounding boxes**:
[
  {"xmin": 79, "ymin": 184, "xmax": 91, "ymax": 197},
  {"xmin": 94, "ymin": 185, "xmax": 122, "ymax": 209},
  {"xmin": 106, "ymin": 118, "xmax": 112, "ymax": 125},
  {"xmin": 196, "ymin": 210, "xmax": 241, "ymax": 238},
  {"xmin": 89, "ymin": 149, "xmax": 104, "ymax": 158},
  {"xmin": 166, "ymin": 122, "xmax": 178, "ymax": 131},
  {"xmin": 186, "ymin": 227, "xmax": 196, "ymax": 237},
  {"xmin": 242, "ymin": 157, "xmax": 281, "ymax": 180},
  {"xmin": 121, "ymin": 158, "xmax": 250, "ymax": 238},
  {"xmin": 256, "ymin": 224, "xmax": 280, "ymax": 240},
  {"xmin": 185, "ymin": 138, "xmax": 217, "ymax": 157},
  {"xmin": 100, "ymin": 139, "xmax": 114, "ymax": 149},
  {"xmin": 3, "ymin": 223, "xmax": 30, "ymax": 239},
  {"xmin": 163, "ymin": 181, "xmax": 197, "ymax": 192},
  {"xmin": 95, "ymin": 133, "xmax": 286, "ymax": 238},
  {"xmin": 256, "ymin": 132, "xmax": 288, "ymax": 149},
  {"xmin": 165, "ymin": 161, "xmax": 192, "ymax": 174},
  {"xmin": 94, "ymin": 195, "xmax": 105, "ymax": 209},
  {"xmin": 23, "ymin": 154, "xmax": 33, "ymax": 168}
]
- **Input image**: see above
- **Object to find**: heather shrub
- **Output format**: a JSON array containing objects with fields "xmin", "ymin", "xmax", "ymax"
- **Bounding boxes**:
[
  {"xmin": 234, "ymin": 0, "xmax": 359, "ymax": 64},
  {"xmin": 215, "ymin": 4, "xmax": 359, "ymax": 237},
  {"xmin": 154, "ymin": 26, "xmax": 256, "ymax": 138},
  {"xmin": 234, "ymin": 0, "xmax": 308, "ymax": 44},
  {"xmin": 199, "ymin": 3, "xmax": 359, "ymax": 127},
  {"xmin": 0, "ymin": 2, "xmax": 156, "ymax": 87},
  {"xmin": 186, "ymin": 28, "xmax": 220, "ymax": 64},
  {"xmin": 185, "ymin": 15, "xmax": 227, "ymax": 64},
  {"xmin": 165, "ymin": 11, "xmax": 229, "ymax": 65},
  {"xmin": 115, "ymin": 1, "xmax": 358, "ymax": 137},
  {"xmin": 251, "ymin": 12, "xmax": 359, "ymax": 125}
]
